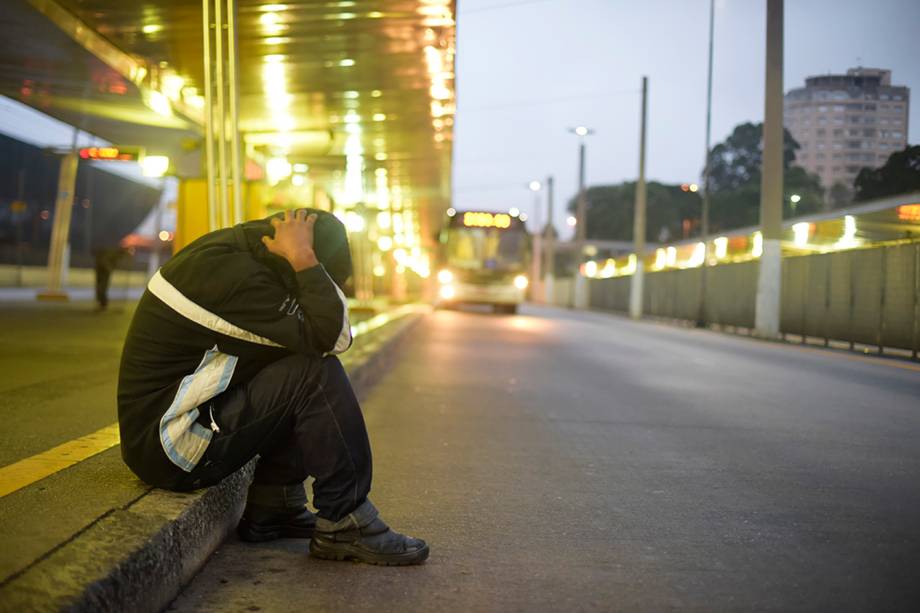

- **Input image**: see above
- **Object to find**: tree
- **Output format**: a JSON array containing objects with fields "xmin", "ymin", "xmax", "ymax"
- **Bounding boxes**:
[
  {"xmin": 828, "ymin": 182, "xmax": 852, "ymax": 209},
  {"xmin": 853, "ymin": 145, "xmax": 920, "ymax": 202},
  {"xmin": 705, "ymin": 121, "xmax": 823, "ymax": 231},
  {"xmin": 566, "ymin": 182, "xmax": 701, "ymax": 243},
  {"xmin": 565, "ymin": 121, "xmax": 828, "ymax": 244},
  {"xmin": 707, "ymin": 122, "xmax": 800, "ymax": 193}
]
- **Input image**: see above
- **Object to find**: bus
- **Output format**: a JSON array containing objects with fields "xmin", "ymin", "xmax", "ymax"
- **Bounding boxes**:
[{"xmin": 436, "ymin": 210, "xmax": 530, "ymax": 314}]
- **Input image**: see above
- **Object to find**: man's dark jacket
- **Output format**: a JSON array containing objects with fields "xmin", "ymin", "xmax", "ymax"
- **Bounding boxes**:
[{"xmin": 117, "ymin": 211, "xmax": 352, "ymax": 485}]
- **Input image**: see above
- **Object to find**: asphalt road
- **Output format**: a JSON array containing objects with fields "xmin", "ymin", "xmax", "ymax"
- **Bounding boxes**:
[{"xmin": 169, "ymin": 305, "xmax": 920, "ymax": 612}]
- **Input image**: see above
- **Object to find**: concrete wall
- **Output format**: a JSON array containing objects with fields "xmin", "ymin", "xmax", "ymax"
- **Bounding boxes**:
[{"xmin": 588, "ymin": 242, "xmax": 920, "ymax": 353}]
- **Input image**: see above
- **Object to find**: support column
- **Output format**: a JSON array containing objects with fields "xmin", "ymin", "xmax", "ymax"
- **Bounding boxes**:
[
  {"xmin": 629, "ymin": 76, "xmax": 648, "ymax": 320},
  {"xmin": 755, "ymin": 0, "xmax": 784, "ymax": 338},
  {"xmin": 38, "ymin": 152, "xmax": 79, "ymax": 301},
  {"xmin": 202, "ymin": 0, "xmax": 242, "ymax": 232}
]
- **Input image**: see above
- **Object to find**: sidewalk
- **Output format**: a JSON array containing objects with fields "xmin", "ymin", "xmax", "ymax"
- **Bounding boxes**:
[{"xmin": 0, "ymin": 300, "xmax": 426, "ymax": 612}]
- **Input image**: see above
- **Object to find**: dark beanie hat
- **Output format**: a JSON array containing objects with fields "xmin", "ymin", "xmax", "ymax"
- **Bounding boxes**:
[{"xmin": 240, "ymin": 208, "xmax": 352, "ymax": 290}]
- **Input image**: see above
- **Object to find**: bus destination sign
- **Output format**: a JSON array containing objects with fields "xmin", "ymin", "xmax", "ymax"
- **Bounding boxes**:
[{"xmin": 463, "ymin": 211, "xmax": 512, "ymax": 229}]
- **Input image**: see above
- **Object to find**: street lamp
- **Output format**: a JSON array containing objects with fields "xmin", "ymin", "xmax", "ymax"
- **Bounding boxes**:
[
  {"xmin": 526, "ymin": 180, "xmax": 544, "ymax": 302},
  {"xmin": 567, "ymin": 126, "xmax": 594, "ymax": 247},
  {"xmin": 696, "ymin": 0, "xmax": 716, "ymax": 327}
]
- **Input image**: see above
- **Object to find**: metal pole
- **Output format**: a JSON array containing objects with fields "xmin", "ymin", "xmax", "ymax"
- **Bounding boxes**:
[
  {"xmin": 544, "ymin": 175, "xmax": 555, "ymax": 304},
  {"xmin": 531, "ymin": 188, "xmax": 542, "ymax": 302},
  {"xmin": 576, "ymin": 142, "xmax": 587, "ymax": 245},
  {"xmin": 754, "ymin": 0, "xmax": 784, "ymax": 338},
  {"xmin": 214, "ymin": 0, "xmax": 229, "ymax": 228},
  {"xmin": 698, "ymin": 0, "xmax": 715, "ymax": 327},
  {"xmin": 572, "ymin": 139, "xmax": 588, "ymax": 309},
  {"xmin": 629, "ymin": 76, "xmax": 648, "ymax": 320},
  {"xmin": 226, "ymin": 0, "xmax": 243, "ymax": 225},
  {"xmin": 202, "ymin": 0, "xmax": 218, "ymax": 231}
]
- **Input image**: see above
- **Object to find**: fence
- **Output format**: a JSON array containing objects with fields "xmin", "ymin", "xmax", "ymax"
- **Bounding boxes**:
[{"xmin": 588, "ymin": 242, "xmax": 920, "ymax": 355}]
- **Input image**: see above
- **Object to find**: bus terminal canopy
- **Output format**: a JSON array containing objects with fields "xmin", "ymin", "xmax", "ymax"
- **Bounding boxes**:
[{"xmin": 0, "ymin": 0, "xmax": 456, "ymax": 252}]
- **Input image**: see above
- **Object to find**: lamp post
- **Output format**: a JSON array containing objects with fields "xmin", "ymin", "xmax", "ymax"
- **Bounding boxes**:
[
  {"xmin": 629, "ymin": 76, "xmax": 648, "ymax": 320},
  {"xmin": 697, "ymin": 0, "xmax": 716, "ymax": 327},
  {"xmin": 754, "ymin": 0, "xmax": 784, "ymax": 338},
  {"xmin": 528, "ymin": 180, "xmax": 543, "ymax": 302},
  {"xmin": 544, "ymin": 175, "xmax": 555, "ymax": 305},
  {"xmin": 569, "ymin": 126, "xmax": 594, "ymax": 309}
]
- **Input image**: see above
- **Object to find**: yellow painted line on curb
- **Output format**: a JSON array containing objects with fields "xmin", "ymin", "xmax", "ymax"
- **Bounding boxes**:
[{"xmin": 0, "ymin": 423, "xmax": 120, "ymax": 498}]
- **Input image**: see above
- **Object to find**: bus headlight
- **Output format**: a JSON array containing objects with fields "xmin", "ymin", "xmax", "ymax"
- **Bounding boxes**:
[
  {"xmin": 513, "ymin": 274, "xmax": 529, "ymax": 290},
  {"xmin": 437, "ymin": 269, "xmax": 453, "ymax": 284},
  {"xmin": 439, "ymin": 285, "xmax": 456, "ymax": 300}
]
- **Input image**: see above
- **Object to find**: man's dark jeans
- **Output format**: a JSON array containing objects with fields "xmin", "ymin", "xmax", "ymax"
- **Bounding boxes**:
[{"xmin": 173, "ymin": 354, "xmax": 373, "ymax": 522}]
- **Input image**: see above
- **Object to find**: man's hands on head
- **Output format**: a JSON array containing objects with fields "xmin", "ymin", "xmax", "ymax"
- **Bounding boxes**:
[{"xmin": 262, "ymin": 209, "xmax": 320, "ymax": 272}]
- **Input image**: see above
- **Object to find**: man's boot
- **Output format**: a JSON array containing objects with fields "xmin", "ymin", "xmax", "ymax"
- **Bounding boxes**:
[
  {"xmin": 309, "ymin": 500, "xmax": 429, "ymax": 566},
  {"xmin": 237, "ymin": 482, "xmax": 316, "ymax": 542}
]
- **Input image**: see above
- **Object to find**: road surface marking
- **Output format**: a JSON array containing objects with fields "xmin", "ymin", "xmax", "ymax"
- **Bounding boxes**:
[{"xmin": 0, "ymin": 423, "xmax": 120, "ymax": 498}]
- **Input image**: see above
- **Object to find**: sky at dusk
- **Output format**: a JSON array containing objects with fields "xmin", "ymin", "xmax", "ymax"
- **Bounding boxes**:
[{"xmin": 452, "ymin": 0, "xmax": 920, "ymax": 238}]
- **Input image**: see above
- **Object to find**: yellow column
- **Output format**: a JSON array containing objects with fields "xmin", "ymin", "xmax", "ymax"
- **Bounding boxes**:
[{"xmin": 173, "ymin": 179, "xmax": 210, "ymax": 252}]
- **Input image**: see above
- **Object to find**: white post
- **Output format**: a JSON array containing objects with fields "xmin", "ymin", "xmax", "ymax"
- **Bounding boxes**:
[
  {"xmin": 629, "ymin": 76, "xmax": 648, "ymax": 320},
  {"xmin": 38, "ymin": 151, "xmax": 79, "ymax": 301},
  {"xmin": 755, "ymin": 0, "xmax": 784, "ymax": 338}
]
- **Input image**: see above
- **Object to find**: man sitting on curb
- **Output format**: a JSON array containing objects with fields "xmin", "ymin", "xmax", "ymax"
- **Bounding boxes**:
[{"xmin": 117, "ymin": 208, "xmax": 428, "ymax": 566}]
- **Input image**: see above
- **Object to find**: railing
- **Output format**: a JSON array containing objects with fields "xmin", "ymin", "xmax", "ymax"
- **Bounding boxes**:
[{"xmin": 588, "ymin": 241, "xmax": 920, "ymax": 357}]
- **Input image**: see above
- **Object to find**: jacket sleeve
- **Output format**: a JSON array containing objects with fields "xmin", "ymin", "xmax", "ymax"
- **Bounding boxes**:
[{"xmin": 216, "ymin": 259, "xmax": 352, "ymax": 356}]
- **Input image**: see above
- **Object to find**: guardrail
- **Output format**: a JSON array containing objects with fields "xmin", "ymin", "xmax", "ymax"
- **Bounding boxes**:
[{"xmin": 588, "ymin": 242, "xmax": 920, "ymax": 358}]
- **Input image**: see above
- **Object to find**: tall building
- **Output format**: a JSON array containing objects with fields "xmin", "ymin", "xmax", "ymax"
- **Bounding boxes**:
[{"xmin": 784, "ymin": 67, "xmax": 910, "ymax": 197}]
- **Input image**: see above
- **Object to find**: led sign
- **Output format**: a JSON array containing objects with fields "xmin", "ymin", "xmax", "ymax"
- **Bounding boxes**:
[
  {"xmin": 462, "ymin": 211, "xmax": 511, "ymax": 229},
  {"xmin": 78, "ymin": 146, "xmax": 144, "ymax": 161},
  {"xmin": 897, "ymin": 204, "xmax": 920, "ymax": 222}
]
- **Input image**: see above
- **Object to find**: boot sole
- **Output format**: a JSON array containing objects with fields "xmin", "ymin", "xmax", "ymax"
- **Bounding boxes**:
[
  {"xmin": 237, "ymin": 521, "xmax": 315, "ymax": 543},
  {"xmin": 309, "ymin": 540, "xmax": 430, "ymax": 566}
]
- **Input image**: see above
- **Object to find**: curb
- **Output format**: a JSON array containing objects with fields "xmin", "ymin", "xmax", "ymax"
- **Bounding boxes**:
[{"xmin": 0, "ymin": 309, "xmax": 426, "ymax": 613}]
